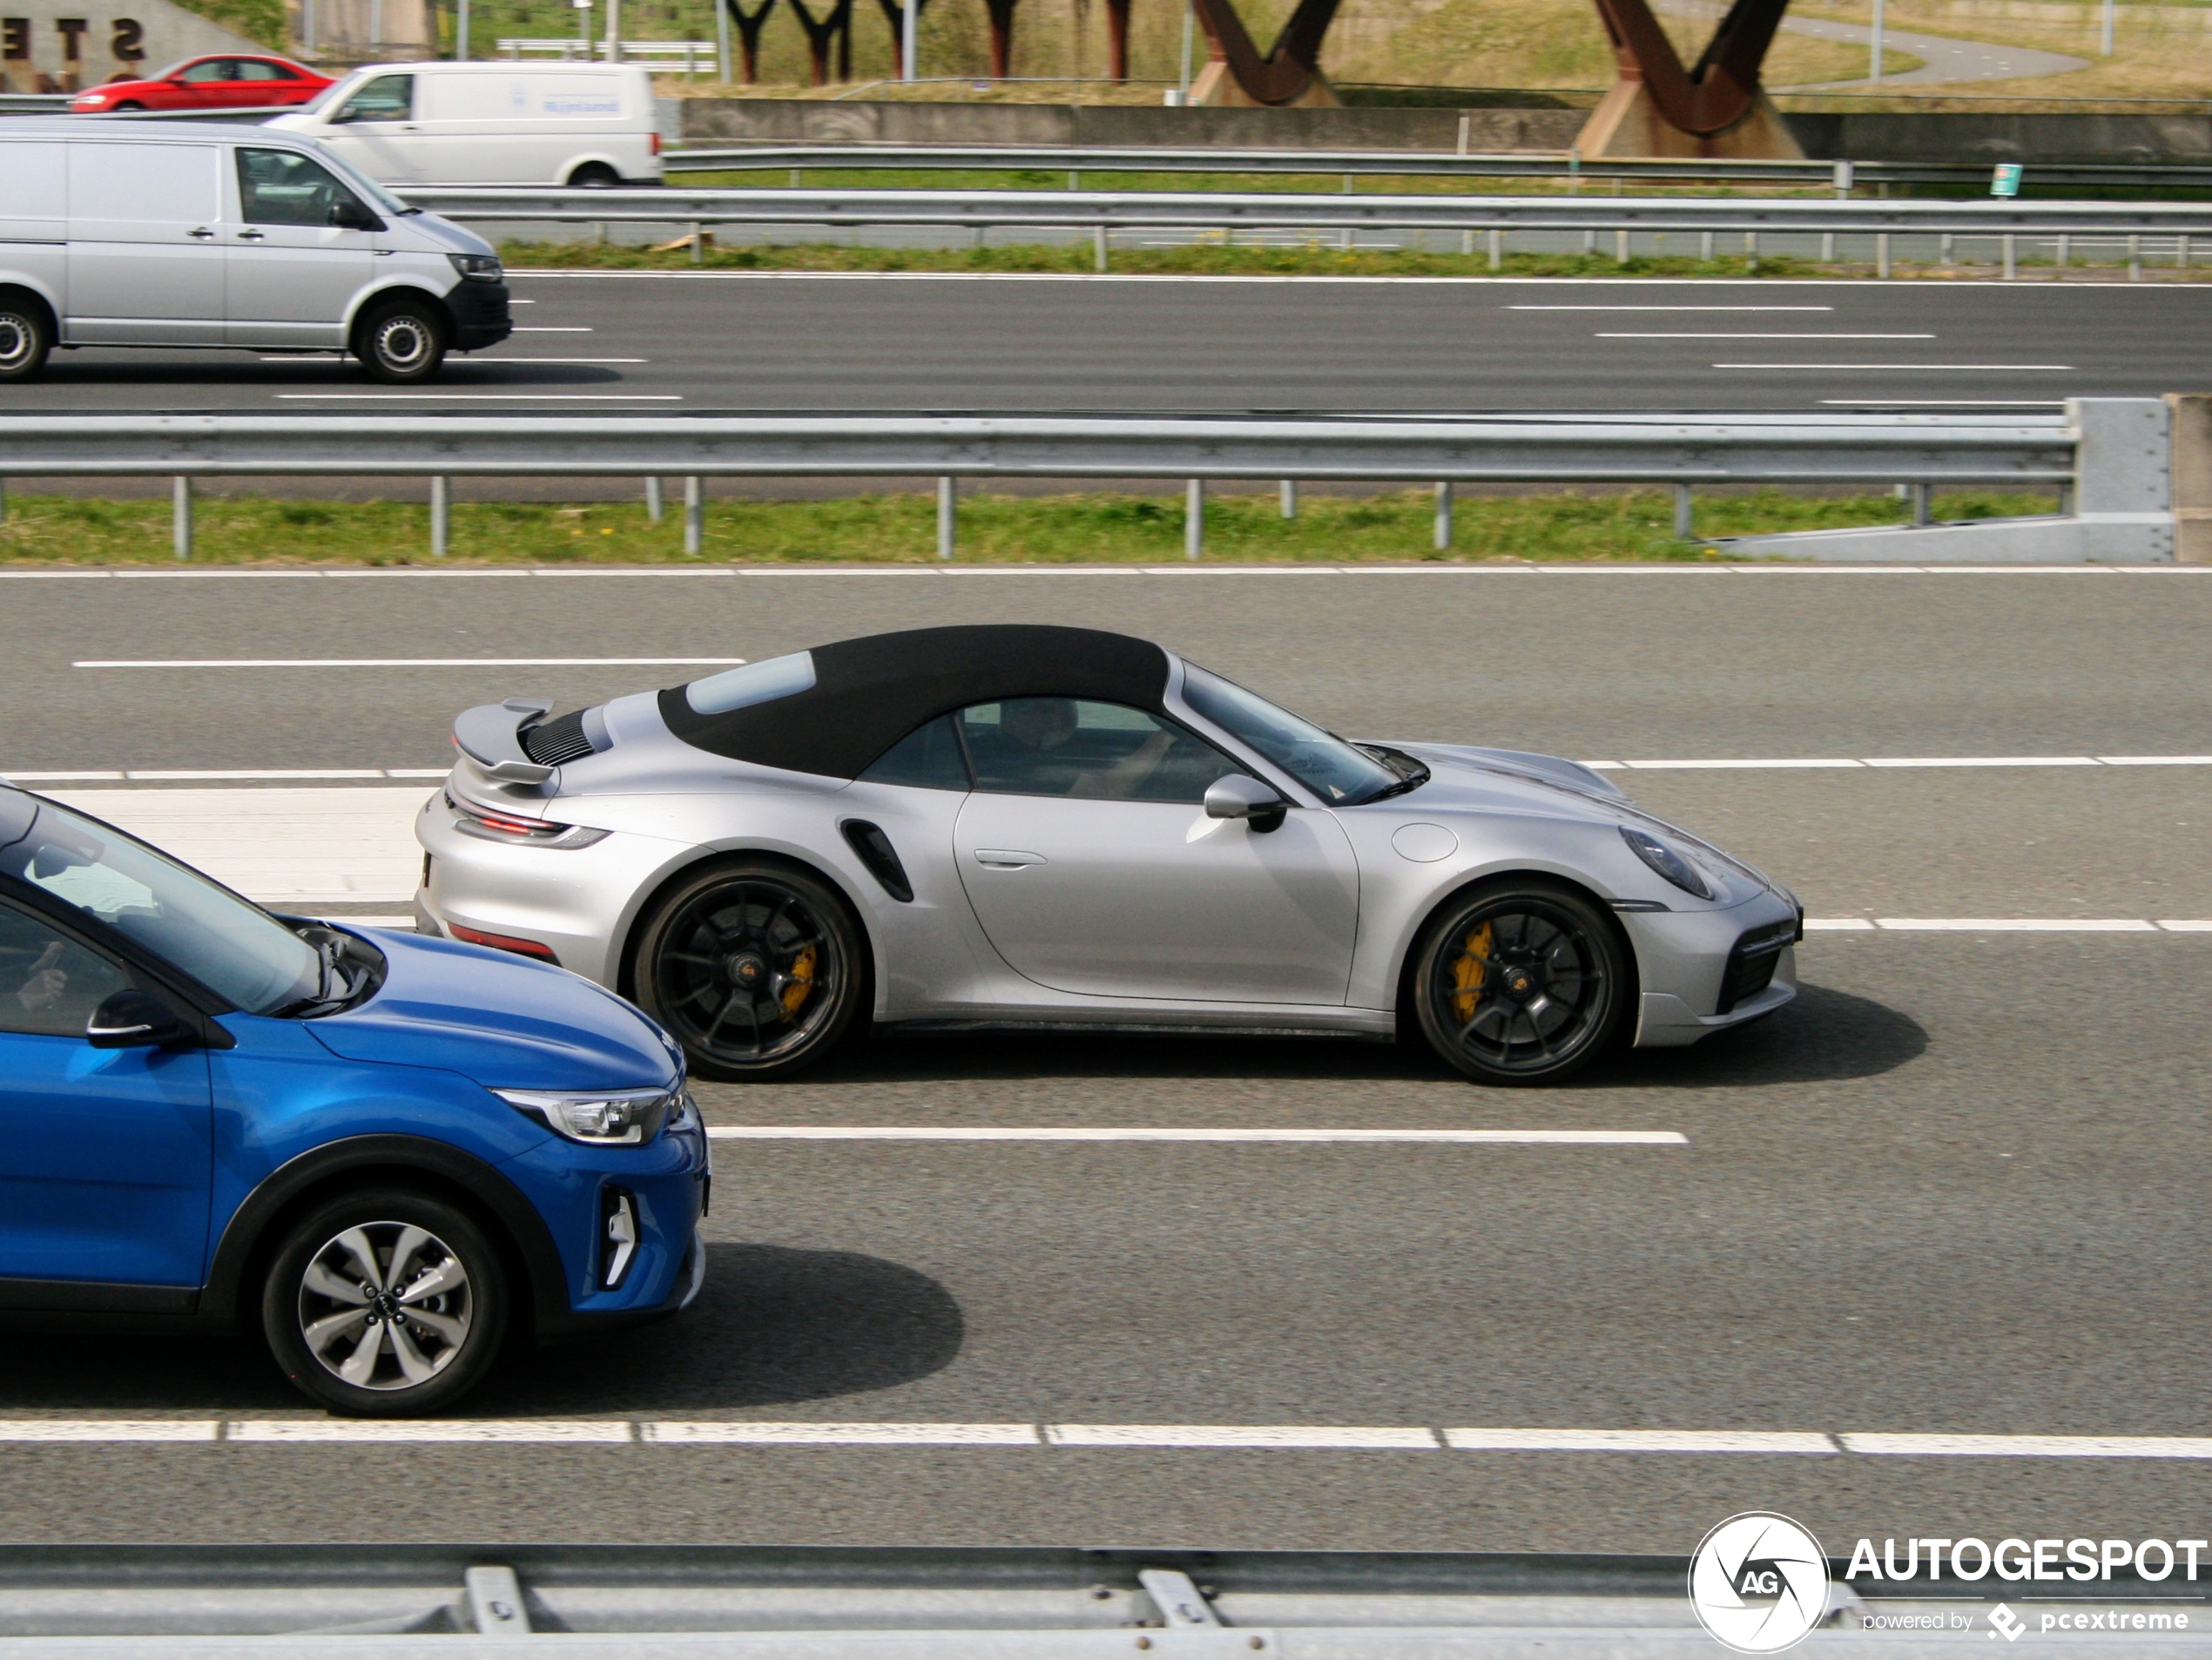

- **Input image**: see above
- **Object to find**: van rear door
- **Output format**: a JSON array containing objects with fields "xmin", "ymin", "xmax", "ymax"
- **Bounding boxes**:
[{"xmin": 64, "ymin": 140, "xmax": 227, "ymax": 346}]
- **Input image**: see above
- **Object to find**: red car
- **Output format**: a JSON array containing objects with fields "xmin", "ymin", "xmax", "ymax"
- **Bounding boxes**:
[{"xmin": 69, "ymin": 54, "xmax": 334, "ymax": 113}]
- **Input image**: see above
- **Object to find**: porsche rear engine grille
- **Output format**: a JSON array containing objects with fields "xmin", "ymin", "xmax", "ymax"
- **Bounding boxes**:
[
  {"xmin": 1716, "ymin": 921, "xmax": 1797, "ymax": 1016},
  {"xmin": 521, "ymin": 709, "xmax": 593, "ymax": 766}
]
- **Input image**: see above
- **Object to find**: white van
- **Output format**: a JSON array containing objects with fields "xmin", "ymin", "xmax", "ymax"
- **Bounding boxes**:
[
  {"xmin": 269, "ymin": 62, "xmax": 662, "ymax": 188},
  {"xmin": 0, "ymin": 120, "xmax": 512, "ymax": 384}
]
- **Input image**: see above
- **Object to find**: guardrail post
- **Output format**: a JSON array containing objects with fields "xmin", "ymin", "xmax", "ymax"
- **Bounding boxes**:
[
  {"xmin": 1487, "ymin": 229, "xmax": 1502, "ymax": 271},
  {"xmin": 2129, "ymin": 235, "xmax": 2141, "ymax": 281},
  {"xmin": 1910, "ymin": 482, "xmax": 1932, "ymax": 526},
  {"xmin": 1877, "ymin": 233, "xmax": 1890, "ymax": 280},
  {"xmin": 1939, "ymin": 232, "xmax": 1952, "ymax": 268},
  {"xmin": 1184, "ymin": 478, "xmax": 1204, "ymax": 561},
  {"xmin": 2057, "ymin": 233, "xmax": 2069, "ymax": 268},
  {"xmin": 1094, "ymin": 225, "xmax": 1108, "ymax": 273},
  {"xmin": 2002, "ymin": 233, "xmax": 2016, "ymax": 281},
  {"xmin": 1279, "ymin": 479, "xmax": 1297, "ymax": 519},
  {"xmin": 1433, "ymin": 482, "xmax": 1453, "ymax": 552},
  {"xmin": 1744, "ymin": 232, "xmax": 1757, "ymax": 274},
  {"xmin": 1615, "ymin": 229, "xmax": 1628, "ymax": 265},
  {"xmin": 1820, "ymin": 232, "xmax": 1834, "ymax": 264},
  {"xmin": 172, "ymin": 476, "xmax": 191, "ymax": 561},
  {"xmin": 1673, "ymin": 483, "xmax": 1693, "ymax": 539},
  {"xmin": 2181, "ymin": 234, "xmax": 2192, "ymax": 270},
  {"xmin": 645, "ymin": 476, "xmax": 664, "ymax": 522},
  {"xmin": 936, "ymin": 476, "xmax": 955, "ymax": 559},
  {"xmin": 430, "ymin": 476, "xmax": 450, "ymax": 557},
  {"xmin": 683, "ymin": 476, "xmax": 703, "ymax": 556},
  {"xmin": 0, "ymin": 477, "xmax": 7, "ymax": 523},
  {"xmin": 690, "ymin": 221, "xmax": 705, "ymax": 264}
]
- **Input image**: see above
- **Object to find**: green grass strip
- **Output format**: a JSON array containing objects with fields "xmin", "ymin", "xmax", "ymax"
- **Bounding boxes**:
[{"xmin": 0, "ymin": 488, "xmax": 2060, "ymax": 567}]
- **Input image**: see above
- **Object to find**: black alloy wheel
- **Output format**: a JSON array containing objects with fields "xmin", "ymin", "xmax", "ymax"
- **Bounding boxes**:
[
  {"xmin": 1411, "ymin": 882, "xmax": 1628, "ymax": 1085},
  {"xmin": 261, "ymin": 1186, "xmax": 509, "ymax": 1416},
  {"xmin": 0, "ymin": 295, "xmax": 53, "ymax": 381},
  {"xmin": 633, "ymin": 861, "xmax": 864, "ymax": 1082},
  {"xmin": 354, "ymin": 300, "xmax": 448, "ymax": 383}
]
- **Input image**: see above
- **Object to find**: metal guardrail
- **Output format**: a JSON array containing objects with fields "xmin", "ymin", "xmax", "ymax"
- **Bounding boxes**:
[
  {"xmin": 662, "ymin": 142, "xmax": 2212, "ymax": 193},
  {"xmin": 0, "ymin": 408, "xmax": 2106, "ymax": 563},
  {"xmin": 399, "ymin": 182, "xmax": 2212, "ymax": 239},
  {"xmin": 0, "ymin": 93, "xmax": 71, "ymax": 113}
]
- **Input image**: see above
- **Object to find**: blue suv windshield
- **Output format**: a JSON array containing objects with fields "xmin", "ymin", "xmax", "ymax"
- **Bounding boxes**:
[{"xmin": 0, "ymin": 800, "xmax": 322, "ymax": 1015}]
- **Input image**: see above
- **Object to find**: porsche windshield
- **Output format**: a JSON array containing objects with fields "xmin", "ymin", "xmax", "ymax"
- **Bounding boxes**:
[
  {"xmin": 1180, "ymin": 663, "xmax": 1404, "ymax": 806},
  {"xmin": 0, "ymin": 799, "xmax": 322, "ymax": 1015}
]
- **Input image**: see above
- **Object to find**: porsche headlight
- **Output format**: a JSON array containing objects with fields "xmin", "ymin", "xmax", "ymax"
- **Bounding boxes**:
[
  {"xmin": 1620, "ymin": 826, "xmax": 1713, "ymax": 901},
  {"xmin": 495, "ymin": 1085, "xmax": 682, "ymax": 1145}
]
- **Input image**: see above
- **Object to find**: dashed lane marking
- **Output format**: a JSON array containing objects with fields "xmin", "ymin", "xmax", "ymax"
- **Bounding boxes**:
[
  {"xmin": 5, "ymin": 1420, "xmax": 2210, "ymax": 1456},
  {"xmin": 702, "ymin": 1127, "xmax": 1685, "ymax": 1144},
  {"xmin": 71, "ymin": 658, "xmax": 748, "ymax": 669}
]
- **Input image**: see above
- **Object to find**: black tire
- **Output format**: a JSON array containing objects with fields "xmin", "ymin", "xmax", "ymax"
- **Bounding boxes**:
[
  {"xmin": 111, "ymin": 100, "xmax": 145, "ymax": 111},
  {"xmin": 0, "ymin": 292, "xmax": 54, "ymax": 382},
  {"xmin": 568, "ymin": 162, "xmax": 622, "ymax": 188},
  {"xmin": 262, "ymin": 1186, "xmax": 509, "ymax": 1416},
  {"xmin": 1409, "ymin": 880, "xmax": 1629, "ymax": 1086},
  {"xmin": 354, "ymin": 299, "xmax": 448, "ymax": 383},
  {"xmin": 632, "ymin": 860, "xmax": 865, "ymax": 1082}
]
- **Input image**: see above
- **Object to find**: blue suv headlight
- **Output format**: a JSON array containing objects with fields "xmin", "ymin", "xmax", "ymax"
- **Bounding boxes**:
[{"xmin": 494, "ymin": 1085, "xmax": 680, "ymax": 1145}]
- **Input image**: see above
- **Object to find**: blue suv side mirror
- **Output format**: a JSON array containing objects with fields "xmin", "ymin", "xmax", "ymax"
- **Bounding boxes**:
[{"xmin": 87, "ymin": 989, "xmax": 194, "ymax": 1049}]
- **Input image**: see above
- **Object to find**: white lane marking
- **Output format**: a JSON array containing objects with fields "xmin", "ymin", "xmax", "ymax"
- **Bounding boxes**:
[
  {"xmin": 1716, "ymin": 362, "xmax": 2074, "ymax": 371},
  {"xmin": 1599, "ymin": 333, "xmax": 1934, "ymax": 339},
  {"xmin": 1607, "ymin": 755, "xmax": 2212, "ymax": 770},
  {"xmin": 0, "ymin": 1420, "xmax": 220, "ymax": 1441},
  {"xmin": 1843, "ymin": 1434, "xmax": 2212, "ymax": 1459},
  {"xmin": 1507, "ymin": 305, "xmax": 1836, "ymax": 311},
  {"xmin": 475, "ymin": 356, "xmax": 644, "ymax": 364},
  {"xmin": 1875, "ymin": 917, "xmax": 2160, "ymax": 932},
  {"xmin": 0, "ymin": 770, "xmax": 126, "ymax": 781},
  {"xmin": 273, "ymin": 394, "xmax": 684, "ymax": 402},
  {"xmin": 1863, "ymin": 755, "xmax": 2095, "ymax": 767},
  {"xmin": 1445, "ymin": 1428, "xmax": 1836, "ymax": 1454},
  {"xmin": 1803, "ymin": 918, "xmax": 1877, "ymax": 931},
  {"xmin": 1047, "ymin": 1425, "xmax": 1441, "ymax": 1449},
  {"xmin": 124, "ymin": 768, "xmax": 387, "ymax": 781},
  {"xmin": 1821, "ymin": 399, "xmax": 2066, "ymax": 407},
  {"xmin": 334, "ymin": 914, "xmax": 419, "ymax": 927},
  {"xmin": 73, "ymin": 658, "xmax": 746, "ymax": 669},
  {"xmin": 1621, "ymin": 758, "xmax": 1862, "ymax": 770},
  {"xmin": 2157, "ymin": 919, "xmax": 2212, "ymax": 932},
  {"xmin": 644, "ymin": 1422, "xmax": 1039, "ymax": 1445},
  {"xmin": 2098, "ymin": 755, "xmax": 2212, "ymax": 765},
  {"xmin": 228, "ymin": 1419, "xmax": 637, "ymax": 1442},
  {"xmin": 512, "ymin": 326, "xmax": 594, "ymax": 331},
  {"xmin": 2, "ymin": 769, "xmax": 456, "ymax": 784},
  {"xmin": 704, "ymin": 1127, "xmax": 1687, "ymax": 1144}
]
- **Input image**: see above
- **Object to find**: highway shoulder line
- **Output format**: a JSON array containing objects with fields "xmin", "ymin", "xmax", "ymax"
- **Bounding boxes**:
[
  {"xmin": 699, "ymin": 1127, "xmax": 1686, "ymax": 1144},
  {"xmin": 9, "ymin": 565, "xmax": 2211, "ymax": 583},
  {"xmin": 8, "ymin": 1420, "xmax": 2212, "ymax": 1456}
]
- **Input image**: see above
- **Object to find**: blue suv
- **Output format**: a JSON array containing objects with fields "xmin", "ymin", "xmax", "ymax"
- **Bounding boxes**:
[{"xmin": 0, "ymin": 784, "xmax": 709, "ymax": 1415}]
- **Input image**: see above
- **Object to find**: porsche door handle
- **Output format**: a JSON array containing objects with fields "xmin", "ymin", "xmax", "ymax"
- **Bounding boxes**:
[{"xmin": 972, "ymin": 848, "xmax": 1047, "ymax": 869}]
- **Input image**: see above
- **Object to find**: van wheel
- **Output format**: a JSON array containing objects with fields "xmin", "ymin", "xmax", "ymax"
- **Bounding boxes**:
[
  {"xmin": 568, "ymin": 163, "xmax": 622, "ymax": 188},
  {"xmin": 111, "ymin": 100, "xmax": 144, "ymax": 111},
  {"xmin": 0, "ymin": 294, "xmax": 54, "ymax": 381},
  {"xmin": 354, "ymin": 300, "xmax": 448, "ymax": 383},
  {"xmin": 262, "ymin": 1186, "xmax": 509, "ymax": 1416}
]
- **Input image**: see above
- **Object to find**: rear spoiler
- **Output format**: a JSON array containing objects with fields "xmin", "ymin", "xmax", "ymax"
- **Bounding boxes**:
[{"xmin": 452, "ymin": 697, "xmax": 556, "ymax": 786}]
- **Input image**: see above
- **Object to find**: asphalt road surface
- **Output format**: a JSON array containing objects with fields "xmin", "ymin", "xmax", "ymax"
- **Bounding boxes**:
[
  {"xmin": 3, "ymin": 568, "xmax": 2209, "ymax": 1552},
  {"xmin": 11, "ymin": 274, "xmax": 2212, "ymax": 415}
]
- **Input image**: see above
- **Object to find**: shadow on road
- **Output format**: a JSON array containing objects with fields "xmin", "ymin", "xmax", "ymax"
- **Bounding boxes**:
[
  {"xmin": 0, "ymin": 1245, "xmax": 962, "ymax": 1416},
  {"xmin": 797, "ymin": 979, "xmax": 1925, "ymax": 1090}
]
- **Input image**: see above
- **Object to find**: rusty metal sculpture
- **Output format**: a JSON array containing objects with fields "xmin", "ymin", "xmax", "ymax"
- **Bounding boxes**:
[
  {"xmin": 1576, "ymin": 0, "xmax": 1804, "ymax": 158},
  {"xmin": 1186, "ymin": 0, "xmax": 1344, "ymax": 106},
  {"xmin": 721, "ymin": 0, "xmax": 777, "ymax": 82}
]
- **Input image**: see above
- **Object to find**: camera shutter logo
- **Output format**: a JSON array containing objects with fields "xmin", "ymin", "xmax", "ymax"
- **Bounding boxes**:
[{"xmin": 1689, "ymin": 1512, "xmax": 1831, "ymax": 1653}]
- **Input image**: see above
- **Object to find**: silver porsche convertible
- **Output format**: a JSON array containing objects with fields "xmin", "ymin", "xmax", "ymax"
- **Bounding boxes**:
[{"xmin": 416, "ymin": 625, "xmax": 1800, "ymax": 1085}]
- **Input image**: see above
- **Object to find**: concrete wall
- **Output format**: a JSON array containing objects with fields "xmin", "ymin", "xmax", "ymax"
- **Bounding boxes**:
[
  {"xmin": 1785, "ymin": 111, "xmax": 2212, "ymax": 165},
  {"xmin": 677, "ymin": 98, "xmax": 1588, "ymax": 152},
  {"xmin": 0, "ymin": 0, "xmax": 266, "ymax": 91}
]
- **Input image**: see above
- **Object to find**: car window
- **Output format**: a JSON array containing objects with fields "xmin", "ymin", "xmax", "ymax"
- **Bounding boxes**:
[
  {"xmin": 0, "ymin": 901, "xmax": 132, "ymax": 1040},
  {"xmin": 860, "ymin": 714, "xmax": 971, "ymax": 792},
  {"xmin": 334, "ymin": 72, "xmax": 412, "ymax": 122},
  {"xmin": 958, "ymin": 698, "xmax": 1233, "ymax": 805},
  {"xmin": 1179, "ymin": 662, "xmax": 1403, "ymax": 806},
  {"xmin": 177, "ymin": 59, "xmax": 234, "ymax": 82},
  {"xmin": 238, "ymin": 146, "xmax": 368, "ymax": 228},
  {"xmin": 237, "ymin": 60, "xmax": 290, "ymax": 80},
  {"xmin": 0, "ymin": 801, "xmax": 320, "ymax": 1016}
]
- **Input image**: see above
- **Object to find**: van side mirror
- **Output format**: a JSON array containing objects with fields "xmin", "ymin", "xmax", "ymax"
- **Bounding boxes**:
[
  {"xmin": 87, "ymin": 989, "xmax": 194, "ymax": 1049},
  {"xmin": 1204, "ymin": 773, "xmax": 1288, "ymax": 833},
  {"xmin": 329, "ymin": 199, "xmax": 383, "ymax": 232}
]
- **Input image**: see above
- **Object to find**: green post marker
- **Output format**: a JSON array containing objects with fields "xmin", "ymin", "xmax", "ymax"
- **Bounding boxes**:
[{"xmin": 1991, "ymin": 164, "xmax": 2024, "ymax": 198}]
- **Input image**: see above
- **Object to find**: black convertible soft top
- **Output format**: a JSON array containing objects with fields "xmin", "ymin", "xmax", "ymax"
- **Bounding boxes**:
[{"xmin": 658, "ymin": 624, "xmax": 1173, "ymax": 778}]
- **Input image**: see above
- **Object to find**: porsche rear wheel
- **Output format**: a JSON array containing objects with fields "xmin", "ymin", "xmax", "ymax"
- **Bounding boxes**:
[
  {"xmin": 1411, "ymin": 882, "xmax": 1627, "ymax": 1085},
  {"xmin": 633, "ymin": 861, "xmax": 863, "ymax": 1082}
]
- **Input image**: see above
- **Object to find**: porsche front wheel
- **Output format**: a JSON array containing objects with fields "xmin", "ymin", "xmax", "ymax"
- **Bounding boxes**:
[
  {"xmin": 633, "ymin": 862, "xmax": 863, "ymax": 1081},
  {"xmin": 1411, "ymin": 882, "xmax": 1627, "ymax": 1085}
]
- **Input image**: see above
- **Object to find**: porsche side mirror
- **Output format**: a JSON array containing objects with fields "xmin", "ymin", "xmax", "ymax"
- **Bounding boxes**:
[
  {"xmin": 87, "ymin": 989, "xmax": 194, "ymax": 1049},
  {"xmin": 1205, "ymin": 774, "xmax": 1288, "ymax": 833}
]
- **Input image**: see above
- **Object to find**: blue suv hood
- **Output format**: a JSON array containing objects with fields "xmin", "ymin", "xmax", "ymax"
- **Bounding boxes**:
[{"xmin": 304, "ymin": 928, "xmax": 680, "ymax": 1091}]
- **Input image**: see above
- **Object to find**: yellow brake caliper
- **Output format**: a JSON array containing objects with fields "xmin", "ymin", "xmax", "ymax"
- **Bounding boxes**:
[
  {"xmin": 1449, "ymin": 922, "xmax": 1492, "ymax": 1024},
  {"xmin": 779, "ymin": 946, "xmax": 818, "ymax": 1018}
]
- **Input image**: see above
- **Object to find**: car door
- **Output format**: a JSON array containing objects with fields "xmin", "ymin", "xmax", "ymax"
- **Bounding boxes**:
[
  {"xmin": 64, "ymin": 139, "xmax": 228, "ymax": 346},
  {"xmin": 314, "ymin": 71, "xmax": 422, "ymax": 185},
  {"xmin": 0, "ymin": 898, "xmax": 212, "ymax": 1303},
  {"xmin": 226, "ymin": 145, "xmax": 378, "ymax": 348},
  {"xmin": 172, "ymin": 57, "xmax": 245, "ymax": 109},
  {"xmin": 232, "ymin": 58, "xmax": 296, "ymax": 106},
  {"xmin": 951, "ymin": 698, "xmax": 1360, "ymax": 1003}
]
